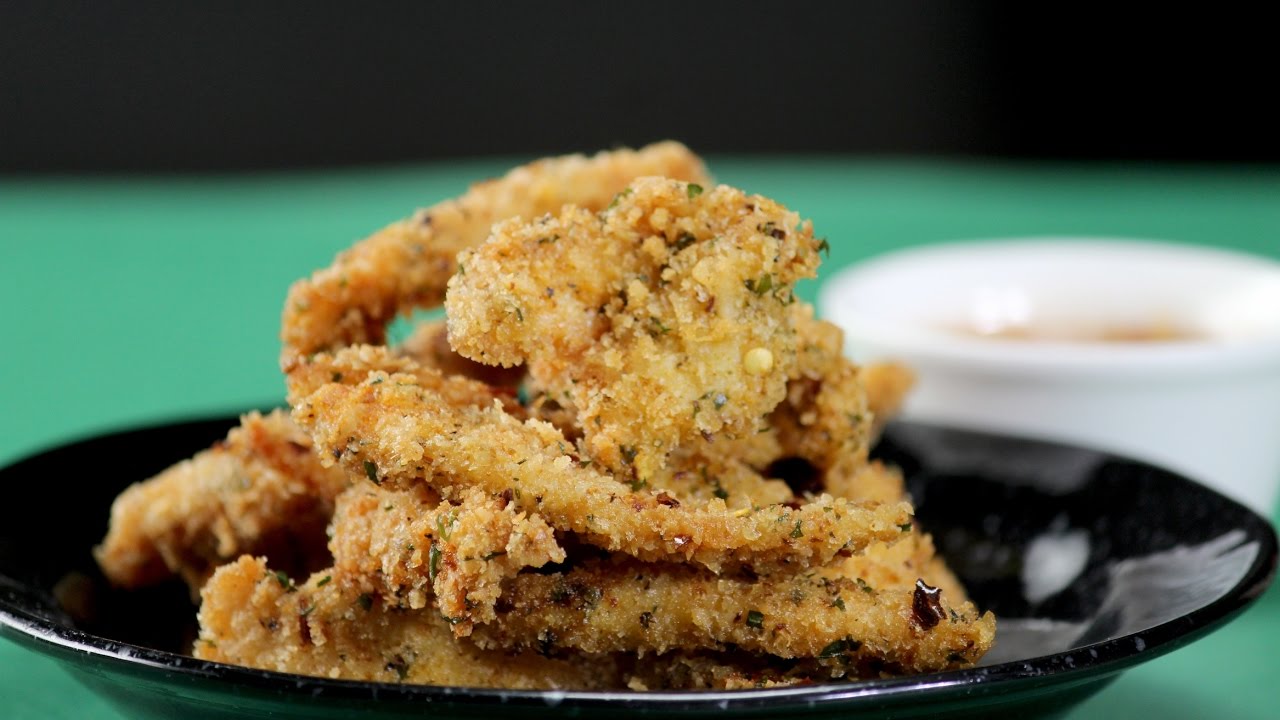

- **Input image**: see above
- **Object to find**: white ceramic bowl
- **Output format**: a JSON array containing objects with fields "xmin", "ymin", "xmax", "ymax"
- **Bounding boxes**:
[{"xmin": 818, "ymin": 238, "xmax": 1280, "ymax": 514}]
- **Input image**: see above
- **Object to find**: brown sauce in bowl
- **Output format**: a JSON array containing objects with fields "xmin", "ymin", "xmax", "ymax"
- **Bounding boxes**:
[{"xmin": 952, "ymin": 322, "xmax": 1206, "ymax": 343}]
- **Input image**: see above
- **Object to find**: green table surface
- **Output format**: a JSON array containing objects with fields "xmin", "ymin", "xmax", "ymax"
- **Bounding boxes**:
[{"xmin": 1, "ymin": 156, "xmax": 1277, "ymax": 718}]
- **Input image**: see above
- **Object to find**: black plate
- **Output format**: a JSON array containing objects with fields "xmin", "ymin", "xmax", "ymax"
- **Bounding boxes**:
[{"xmin": 0, "ymin": 416, "xmax": 1275, "ymax": 719}]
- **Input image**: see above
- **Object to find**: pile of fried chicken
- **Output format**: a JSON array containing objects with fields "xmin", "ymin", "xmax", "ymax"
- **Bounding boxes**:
[{"xmin": 93, "ymin": 142, "xmax": 994, "ymax": 690}]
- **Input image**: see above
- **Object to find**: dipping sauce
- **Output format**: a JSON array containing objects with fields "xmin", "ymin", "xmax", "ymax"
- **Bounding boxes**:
[{"xmin": 949, "ymin": 322, "xmax": 1207, "ymax": 343}]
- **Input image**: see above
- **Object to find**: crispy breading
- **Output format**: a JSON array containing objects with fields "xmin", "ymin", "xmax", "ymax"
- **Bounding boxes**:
[
  {"xmin": 469, "ymin": 558, "xmax": 995, "ymax": 674},
  {"xmin": 91, "ymin": 321, "xmax": 502, "ymax": 598},
  {"xmin": 820, "ymin": 532, "xmax": 970, "ymax": 603},
  {"xmin": 656, "ymin": 306, "xmax": 872, "ymax": 501},
  {"xmin": 195, "ymin": 556, "xmax": 620, "ymax": 688},
  {"xmin": 286, "ymin": 341, "xmax": 517, "ymax": 409},
  {"xmin": 398, "ymin": 319, "xmax": 527, "ymax": 387},
  {"xmin": 94, "ymin": 410, "xmax": 348, "ymax": 595},
  {"xmin": 768, "ymin": 306, "xmax": 873, "ymax": 478},
  {"xmin": 445, "ymin": 177, "xmax": 823, "ymax": 480},
  {"xmin": 291, "ymin": 346, "xmax": 913, "ymax": 573},
  {"xmin": 649, "ymin": 450, "xmax": 795, "ymax": 510},
  {"xmin": 281, "ymin": 142, "xmax": 708, "ymax": 371},
  {"xmin": 328, "ymin": 483, "xmax": 563, "ymax": 636}
]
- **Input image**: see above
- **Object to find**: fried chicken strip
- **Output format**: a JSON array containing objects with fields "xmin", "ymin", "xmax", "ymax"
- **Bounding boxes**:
[
  {"xmin": 290, "ymin": 346, "xmax": 913, "ymax": 573},
  {"xmin": 767, "ymin": 305, "xmax": 873, "ymax": 477},
  {"xmin": 446, "ymin": 177, "xmax": 823, "ymax": 480},
  {"xmin": 315, "ymin": 478, "xmax": 987, "ymax": 680},
  {"xmin": 647, "ymin": 450, "xmax": 794, "ymax": 510},
  {"xmin": 470, "ymin": 558, "xmax": 995, "ymax": 674},
  {"xmin": 94, "ymin": 410, "xmax": 348, "ymax": 595},
  {"xmin": 281, "ymin": 142, "xmax": 708, "ymax": 371},
  {"xmin": 195, "ymin": 556, "xmax": 620, "ymax": 688},
  {"xmin": 329, "ymin": 483, "xmax": 564, "ymax": 636}
]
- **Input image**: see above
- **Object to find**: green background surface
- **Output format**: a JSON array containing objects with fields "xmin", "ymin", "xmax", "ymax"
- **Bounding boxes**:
[{"xmin": 1, "ymin": 157, "xmax": 1277, "ymax": 718}]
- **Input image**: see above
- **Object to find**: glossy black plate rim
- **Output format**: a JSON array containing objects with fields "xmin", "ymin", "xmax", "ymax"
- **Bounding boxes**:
[{"xmin": 1, "ymin": 413, "xmax": 1276, "ymax": 713}]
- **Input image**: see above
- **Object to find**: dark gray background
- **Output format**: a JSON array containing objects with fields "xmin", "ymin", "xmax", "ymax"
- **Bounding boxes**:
[{"xmin": 2, "ymin": 1, "xmax": 1274, "ymax": 172}]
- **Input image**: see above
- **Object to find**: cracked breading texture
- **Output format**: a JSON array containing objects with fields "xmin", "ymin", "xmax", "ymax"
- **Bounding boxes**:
[
  {"xmin": 328, "ymin": 483, "xmax": 564, "ymax": 636},
  {"xmin": 468, "ymin": 557, "xmax": 994, "ymax": 674},
  {"xmin": 445, "ymin": 177, "xmax": 822, "ymax": 480},
  {"xmin": 93, "ymin": 320, "xmax": 515, "ymax": 598},
  {"xmin": 281, "ymin": 142, "xmax": 708, "ymax": 371},
  {"xmin": 94, "ymin": 410, "xmax": 348, "ymax": 596},
  {"xmin": 195, "ymin": 556, "xmax": 620, "ymax": 688},
  {"xmin": 291, "ymin": 346, "xmax": 912, "ymax": 573}
]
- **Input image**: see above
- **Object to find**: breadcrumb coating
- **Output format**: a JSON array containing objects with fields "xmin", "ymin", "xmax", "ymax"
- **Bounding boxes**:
[
  {"xmin": 195, "ymin": 556, "xmax": 620, "ymax": 688},
  {"xmin": 281, "ymin": 142, "xmax": 708, "ymax": 371},
  {"xmin": 446, "ymin": 177, "xmax": 822, "ymax": 480},
  {"xmin": 291, "ymin": 346, "xmax": 913, "ymax": 573},
  {"xmin": 329, "ymin": 483, "xmax": 563, "ymax": 636},
  {"xmin": 94, "ymin": 410, "xmax": 348, "ymax": 595},
  {"xmin": 469, "ymin": 557, "xmax": 995, "ymax": 674},
  {"xmin": 398, "ymin": 319, "xmax": 527, "ymax": 388}
]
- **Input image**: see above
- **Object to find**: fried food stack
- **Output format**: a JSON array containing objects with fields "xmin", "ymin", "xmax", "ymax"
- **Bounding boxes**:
[{"xmin": 95, "ymin": 142, "xmax": 994, "ymax": 690}]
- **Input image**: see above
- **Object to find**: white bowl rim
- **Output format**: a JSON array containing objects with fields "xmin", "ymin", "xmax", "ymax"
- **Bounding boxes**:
[{"xmin": 817, "ymin": 236, "xmax": 1280, "ymax": 380}]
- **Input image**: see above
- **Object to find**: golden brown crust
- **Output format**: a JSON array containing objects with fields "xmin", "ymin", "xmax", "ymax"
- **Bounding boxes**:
[
  {"xmin": 94, "ymin": 410, "xmax": 348, "ymax": 595},
  {"xmin": 291, "ymin": 346, "xmax": 913, "ymax": 573},
  {"xmin": 195, "ymin": 556, "xmax": 621, "ymax": 688},
  {"xmin": 328, "ymin": 483, "xmax": 564, "ymax": 636},
  {"xmin": 774, "ymin": 307, "xmax": 873, "ymax": 474},
  {"xmin": 281, "ymin": 142, "xmax": 709, "ymax": 372},
  {"xmin": 398, "ymin": 320, "xmax": 527, "ymax": 388},
  {"xmin": 446, "ymin": 177, "xmax": 822, "ymax": 480},
  {"xmin": 469, "ymin": 557, "xmax": 994, "ymax": 673}
]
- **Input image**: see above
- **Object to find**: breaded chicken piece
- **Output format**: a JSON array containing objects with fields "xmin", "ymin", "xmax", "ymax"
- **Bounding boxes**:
[
  {"xmin": 820, "ymin": 531, "xmax": 971, "ymax": 605},
  {"xmin": 469, "ymin": 558, "xmax": 994, "ymax": 674},
  {"xmin": 195, "ymin": 556, "xmax": 620, "ymax": 689},
  {"xmin": 94, "ymin": 410, "xmax": 349, "ymax": 596},
  {"xmin": 628, "ymin": 535, "xmax": 972, "ymax": 689},
  {"xmin": 281, "ymin": 142, "xmax": 709, "ymax": 372},
  {"xmin": 291, "ymin": 346, "xmax": 912, "ymax": 573},
  {"xmin": 92, "ymin": 324, "xmax": 511, "ymax": 596},
  {"xmin": 328, "ymin": 483, "xmax": 564, "ymax": 636},
  {"xmin": 648, "ymin": 449, "xmax": 795, "ymax": 510},
  {"xmin": 639, "ymin": 305, "xmax": 872, "ymax": 505},
  {"xmin": 399, "ymin": 319, "xmax": 526, "ymax": 388},
  {"xmin": 446, "ymin": 177, "xmax": 823, "ymax": 480}
]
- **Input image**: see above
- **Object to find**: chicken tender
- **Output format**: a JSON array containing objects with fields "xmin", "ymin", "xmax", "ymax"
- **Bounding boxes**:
[
  {"xmin": 94, "ymin": 410, "xmax": 348, "ymax": 595},
  {"xmin": 195, "ymin": 556, "xmax": 620, "ymax": 688},
  {"xmin": 281, "ymin": 142, "xmax": 708, "ymax": 372},
  {"xmin": 470, "ymin": 558, "xmax": 995, "ymax": 674},
  {"xmin": 291, "ymin": 346, "xmax": 912, "ymax": 573},
  {"xmin": 445, "ymin": 177, "xmax": 823, "ymax": 480},
  {"xmin": 329, "ymin": 483, "xmax": 564, "ymax": 636}
]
